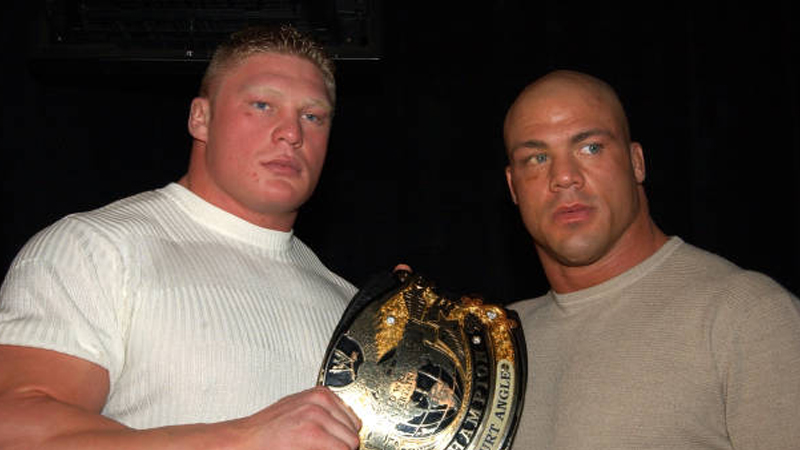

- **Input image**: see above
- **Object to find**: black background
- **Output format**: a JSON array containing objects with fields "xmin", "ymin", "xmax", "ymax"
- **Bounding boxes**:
[{"xmin": 2, "ymin": 2, "xmax": 798, "ymax": 303}]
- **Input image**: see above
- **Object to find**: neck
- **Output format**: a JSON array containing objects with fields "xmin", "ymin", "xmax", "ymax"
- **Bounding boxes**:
[
  {"xmin": 178, "ymin": 173, "xmax": 297, "ymax": 232},
  {"xmin": 540, "ymin": 204, "xmax": 668, "ymax": 294}
]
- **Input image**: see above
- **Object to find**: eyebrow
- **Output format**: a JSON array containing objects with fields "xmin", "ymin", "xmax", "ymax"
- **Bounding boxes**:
[
  {"xmin": 242, "ymin": 84, "xmax": 281, "ymax": 96},
  {"xmin": 242, "ymin": 85, "xmax": 333, "ymax": 111},
  {"xmin": 304, "ymin": 97, "xmax": 334, "ymax": 111},
  {"xmin": 571, "ymin": 128, "xmax": 614, "ymax": 144},
  {"xmin": 509, "ymin": 139, "xmax": 548, "ymax": 155},
  {"xmin": 510, "ymin": 128, "xmax": 615, "ymax": 152}
]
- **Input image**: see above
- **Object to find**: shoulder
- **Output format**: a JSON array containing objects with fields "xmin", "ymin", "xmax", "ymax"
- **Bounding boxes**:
[
  {"xmin": 669, "ymin": 240, "xmax": 794, "ymax": 300},
  {"xmin": 663, "ymin": 240, "xmax": 742, "ymax": 282},
  {"xmin": 66, "ymin": 187, "xmax": 178, "ymax": 236},
  {"xmin": 11, "ymin": 187, "xmax": 177, "ymax": 265},
  {"xmin": 666, "ymin": 239, "xmax": 799, "ymax": 328},
  {"xmin": 289, "ymin": 236, "xmax": 358, "ymax": 296},
  {"xmin": 507, "ymin": 292, "xmax": 552, "ymax": 319}
]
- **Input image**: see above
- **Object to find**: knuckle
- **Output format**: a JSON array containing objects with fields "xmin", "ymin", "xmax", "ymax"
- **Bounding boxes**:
[
  {"xmin": 346, "ymin": 433, "xmax": 361, "ymax": 449},
  {"xmin": 296, "ymin": 402, "xmax": 329, "ymax": 421},
  {"xmin": 299, "ymin": 422, "xmax": 328, "ymax": 440},
  {"xmin": 307, "ymin": 386, "xmax": 336, "ymax": 403}
]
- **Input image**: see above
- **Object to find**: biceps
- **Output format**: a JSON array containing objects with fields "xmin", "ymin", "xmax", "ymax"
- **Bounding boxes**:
[{"xmin": 0, "ymin": 344, "xmax": 109, "ymax": 412}]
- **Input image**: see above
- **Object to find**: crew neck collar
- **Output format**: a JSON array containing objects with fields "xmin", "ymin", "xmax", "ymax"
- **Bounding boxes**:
[
  {"xmin": 551, "ymin": 237, "xmax": 683, "ymax": 309},
  {"xmin": 161, "ymin": 182, "xmax": 294, "ymax": 251}
]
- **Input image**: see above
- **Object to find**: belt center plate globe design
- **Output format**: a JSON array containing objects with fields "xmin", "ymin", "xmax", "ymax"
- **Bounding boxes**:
[{"xmin": 318, "ymin": 271, "xmax": 526, "ymax": 450}]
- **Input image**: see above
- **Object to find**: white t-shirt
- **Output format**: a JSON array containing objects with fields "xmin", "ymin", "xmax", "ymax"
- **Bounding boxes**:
[{"xmin": 0, "ymin": 183, "xmax": 357, "ymax": 428}]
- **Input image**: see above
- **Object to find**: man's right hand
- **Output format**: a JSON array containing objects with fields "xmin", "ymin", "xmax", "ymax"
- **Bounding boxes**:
[
  {"xmin": 0, "ymin": 344, "xmax": 360, "ymax": 450},
  {"xmin": 233, "ymin": 386, "xmax": 361, "ymax": 450}
]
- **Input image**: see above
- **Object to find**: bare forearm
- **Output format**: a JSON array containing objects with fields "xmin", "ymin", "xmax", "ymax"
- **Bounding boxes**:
[
  {"xmin": 0, "ymin": 394, "xmax": 242, "ymax": 450},
  {"xmin": 0, "ymin": 386, "xmax": 361, "ymax": 450}
]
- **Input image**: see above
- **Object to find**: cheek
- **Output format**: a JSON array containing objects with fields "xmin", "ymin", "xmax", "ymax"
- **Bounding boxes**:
[
  {"xmin": 246, "ymin": 166, "xmax": 261, "ymax": 182},
  {"xmin": 591, "ymin": 172, "xmax": 638, "ymax": 220},
  {"xmin": 515, "ymin": 185, "xmax": 548, "ymax": 229},
  {"xmin": 215, "ymin": 108, "xmax": 264, "ymax": 139},
  {"xmin": 206, "ymin": 134, "xmax": 257, "ymax": 184},
  {"xmin": 512, "ymin": 172, "xmax": 547, "ymax": 206},
  {"xmin": 303, "ymin": 133, "xmax": 330, "ymax": 169},
  {"xmin": 212, "ymin": 119, "xmax": 261, "ymax": 157}
]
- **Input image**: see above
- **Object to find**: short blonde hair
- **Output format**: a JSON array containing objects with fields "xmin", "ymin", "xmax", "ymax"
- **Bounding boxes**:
[{"xmin": 199, "ymin": 24, "xmax": 336, "ymax": 106}]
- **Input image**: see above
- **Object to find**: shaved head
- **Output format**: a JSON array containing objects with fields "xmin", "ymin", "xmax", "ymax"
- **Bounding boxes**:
[
  {"xmin": 504, "ymin": 70, "xmax": 631, "ymax": 154},
  {"xmin": 503, "ymin": 70, "xmax": 666, "ymax": 292}
]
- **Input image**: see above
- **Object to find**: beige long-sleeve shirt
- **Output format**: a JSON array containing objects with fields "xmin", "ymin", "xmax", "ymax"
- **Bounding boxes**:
[{"xmin": 510, "ymin": 237, "xmax": 800, "ymax": 450}]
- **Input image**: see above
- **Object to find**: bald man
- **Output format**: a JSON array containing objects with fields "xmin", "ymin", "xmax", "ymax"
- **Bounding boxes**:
[{"xmin": 504, "ymin": 70, "xmax": 800, "ymax": 450}]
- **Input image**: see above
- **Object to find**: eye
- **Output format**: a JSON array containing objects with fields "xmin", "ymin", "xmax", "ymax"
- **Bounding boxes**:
[
  {"xmin": 580, "ymin": 143, "xmax": 602, "ymax": 155},
  {"xmin": 303, "ymin": 112, "xmax": 320, "ymax": 123},
  {"xmin": 252, "ymin": 101, "xmax": 271, "ymax": 111},
  {"xmin": 524, "ymin": 153, "xmax": 549, "ymax": 165},
  {"xmin": 302, "ymin": 111, "xmax": 328, "ymax": 125}
]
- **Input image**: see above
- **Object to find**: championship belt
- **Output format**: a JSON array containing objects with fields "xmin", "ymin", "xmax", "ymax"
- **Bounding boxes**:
[{"xmin": 318, "ymin": 270, "xmax": 526, "ymax": 450}]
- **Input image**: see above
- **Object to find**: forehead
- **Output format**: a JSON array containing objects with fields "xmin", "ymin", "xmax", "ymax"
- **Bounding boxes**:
[
  {"xmin": 214, "ymin": 53, "xmax": 329, "ymax": 103},
  {"xmin": 504, "ymin": 80, "xmax": 625, "ymax": 144}
]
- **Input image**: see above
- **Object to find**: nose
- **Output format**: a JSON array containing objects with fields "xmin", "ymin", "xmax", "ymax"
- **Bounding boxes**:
[
  {"xmin": 549, "ymin": 155, "xmax": 584, "ymax": 192},
  {"xmin": 272, "ymin": 113, "xmax": 303, "ymax": 149}
]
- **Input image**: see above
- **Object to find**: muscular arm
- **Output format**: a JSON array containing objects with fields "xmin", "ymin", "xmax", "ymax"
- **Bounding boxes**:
[
  {"xmin": 0, "ymin": 345, "xmax": 360, "ymax": 450},
  {"xmin": 721, "ymin": 281, "xmax": 800, "ymax": 450}
]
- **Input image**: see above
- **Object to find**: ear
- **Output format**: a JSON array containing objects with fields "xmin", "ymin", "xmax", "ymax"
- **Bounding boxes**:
[
  {"xmin": 505, "ymin": 166, "xmax": 519, "ymax": 205},
  {"xmin": 630, "ymin": 142, "xmax": 646, "ymax": 184},
  {"xmin": 188, "ymin": 97, "xmax": 210, "ymax": 142}
]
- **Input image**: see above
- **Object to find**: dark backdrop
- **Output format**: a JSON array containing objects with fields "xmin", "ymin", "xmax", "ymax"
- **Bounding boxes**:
[{"xmin": 2, "ymin": 2, "xmax": 798, "ymax": 303}]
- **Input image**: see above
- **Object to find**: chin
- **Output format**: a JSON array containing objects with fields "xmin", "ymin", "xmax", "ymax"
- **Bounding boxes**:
[
  {"xmin": 549, "ymin": 237, "xmax": 607, "ymax": 267},
  {"xmin": 255, "ymin": 182, "xmax": 308, "ymax": 203}
]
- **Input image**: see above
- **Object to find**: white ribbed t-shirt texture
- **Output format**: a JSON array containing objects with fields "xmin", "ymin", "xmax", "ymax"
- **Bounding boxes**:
[{"xmin": 0, "ymin": 183, "xmax": 357, "ymax": 428}]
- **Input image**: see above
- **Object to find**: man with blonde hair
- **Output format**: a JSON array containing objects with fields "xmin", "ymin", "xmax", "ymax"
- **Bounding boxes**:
[{"xmin": 0, "ymin": 24, "xmax": 361, "ymax": 449}]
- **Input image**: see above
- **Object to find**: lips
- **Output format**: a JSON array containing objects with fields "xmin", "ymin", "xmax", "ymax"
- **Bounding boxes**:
[
  {"xmin": 553, "ymin": 203, "xmax": 593, "ymax": 224},
  {"xmin": 261, "ymin": 157, "xmax": 301, "ymax": 176}
]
